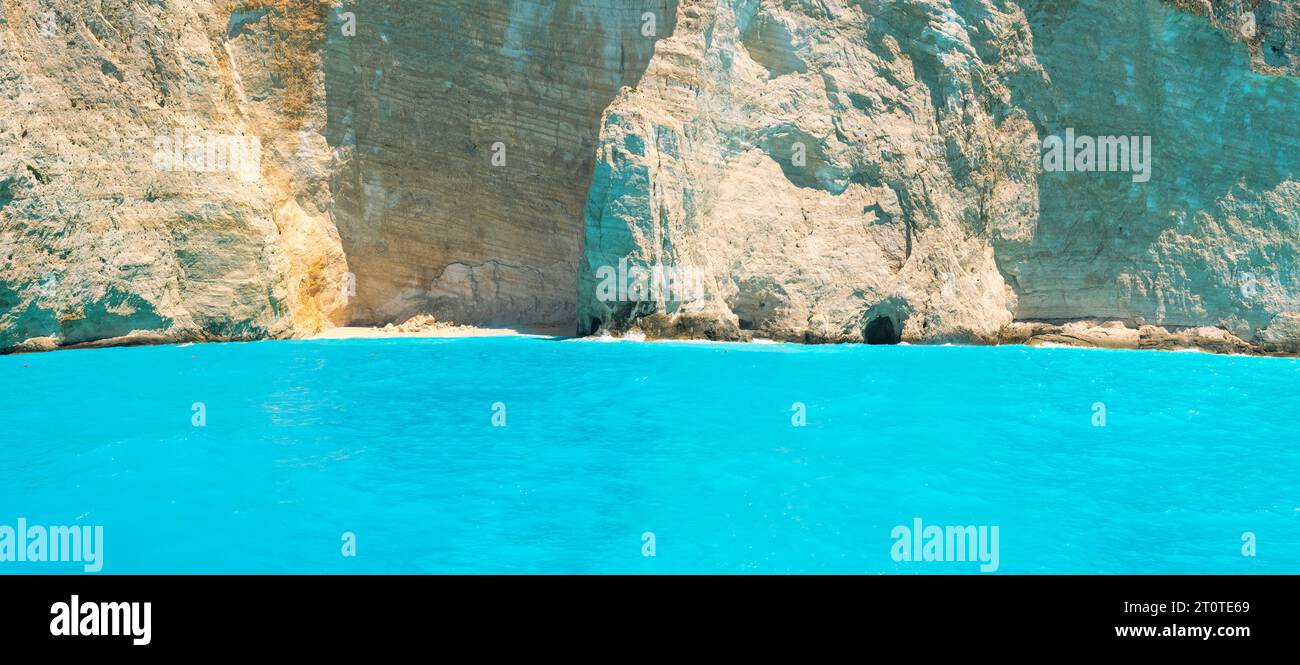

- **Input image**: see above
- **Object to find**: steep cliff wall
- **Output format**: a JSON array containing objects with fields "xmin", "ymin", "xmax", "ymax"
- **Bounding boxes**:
[
  {"xmin": 1000, "ymin": 0, "xmax": 1300, "ymax": 350},
  {"xmin": 579, "ymin": 0, "xmax": 1042, "ymax": 343},
  {"xmin": 3, "ymin": 0, "xmax": 1300, "ymax": 354},
  {"xmin": 0, "ymin": 0, "xmax": 347, "ymax": 352},
  {"xmin": 321, "ymin": 0, "xmax": 676, "ymax": 327},
  {"xmin": 579, "ymin": 0, "xmax": 1300, "ymax": 353}
]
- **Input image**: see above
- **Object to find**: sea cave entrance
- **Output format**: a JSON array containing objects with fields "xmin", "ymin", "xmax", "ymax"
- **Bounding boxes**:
[{"xmin": 864, "ymin": 316, "xmax": 900, "ymax": 345}]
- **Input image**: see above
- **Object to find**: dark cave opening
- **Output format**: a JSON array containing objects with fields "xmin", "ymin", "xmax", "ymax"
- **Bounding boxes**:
[{"xmin": 864, "ymin": 316, "xmax": 900, "ymax": 345}]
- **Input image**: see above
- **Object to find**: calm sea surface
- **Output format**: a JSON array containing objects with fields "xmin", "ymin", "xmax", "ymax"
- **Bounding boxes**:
[{"xmin": 2, "ymin": 337, "xmax": 1296, "ymax": 573}]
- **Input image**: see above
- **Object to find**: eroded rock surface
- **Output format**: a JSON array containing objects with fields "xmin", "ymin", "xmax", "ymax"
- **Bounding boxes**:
[
  {"xmin": 0, "ymin": 0, "xmax": 347, "ymax": 352},
  {"xmin": 3, "ymin": 0, "xmax": 1299, "ymax": 355},
  {"xmin": 579, "ymin": 0, "xmax": 1300, "ymax": 354},
  {"xmin": 322, "ymin": 0, "xmax": 676, "ymax": 327},
  {"xmin": 579, "ymin": 0, "xmax": 1041, "ymax": 343}
]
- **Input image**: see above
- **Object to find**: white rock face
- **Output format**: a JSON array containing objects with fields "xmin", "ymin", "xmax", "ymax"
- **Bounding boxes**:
[
  {"xmin": 580, "ymin": 0, "xmax": 1038, "ymax": 343},
  {"xmin": 578, "ymin": 0, "xmax": 1300, "ymax": 353}
]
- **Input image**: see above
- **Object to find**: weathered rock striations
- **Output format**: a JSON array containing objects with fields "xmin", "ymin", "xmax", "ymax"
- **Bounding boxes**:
[
  {"xmin": 321, "ymin": 0, "xmax": 676, "ymax": 327},
  {"xmin": 0, "ymin": 0, "xmax": 347, "ymax": 352},
  {"xmin": 999, "ymin": 0, "xmax": 1300, "ymax": 354},
  {"xmin": 3, "ymin": 0, "xmax": 1299, "ymax": 355},
  {"xmin": 580, "ymin": 0, "xmax": 1300, "ymax": 354},
  {"xmin": 1171, "ymin": 0, "xmax": 1300, "ymax": 76},
  {"xmin": 579, "ymin": 0, "xmax": 1043, "ymax": 344}
]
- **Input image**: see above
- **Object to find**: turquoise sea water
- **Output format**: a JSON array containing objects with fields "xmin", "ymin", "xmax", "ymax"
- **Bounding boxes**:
[{"xmin": 1, "ymin": 337, "xmax": 1297, "ymax": 574}]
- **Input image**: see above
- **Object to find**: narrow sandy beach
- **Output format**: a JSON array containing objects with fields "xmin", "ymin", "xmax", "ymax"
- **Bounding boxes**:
[{"xmin": 310, "ymin": 324, "xmax": 573, "ymax": 340}]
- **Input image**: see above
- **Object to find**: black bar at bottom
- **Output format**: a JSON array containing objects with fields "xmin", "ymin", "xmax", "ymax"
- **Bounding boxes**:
[{"xmin": 0, "ymin": 574, "xmax": 1289, "ymax": 653}]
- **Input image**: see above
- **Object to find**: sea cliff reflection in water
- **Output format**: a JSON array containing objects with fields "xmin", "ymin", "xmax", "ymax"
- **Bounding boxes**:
[{"xmin": 1, "ymin": 337, "xmax": 1296, "ymax": 573}]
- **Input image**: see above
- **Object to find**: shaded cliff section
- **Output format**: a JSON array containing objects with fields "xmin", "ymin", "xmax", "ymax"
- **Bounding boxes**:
[
  {"xmin": 578, "ymin": 0, "xmax": 1300, "ymax": 354},
  {"xmin": 1170, "ymin": 0, "xmax": 1300, "ymax": 75},
  {"xmin": 1000, "ymin": 0, "xmax": 1300, "ymax": 352},
  {"xmin": 321, "ymin": 0, "xmax": 676, "ymax": 328}
]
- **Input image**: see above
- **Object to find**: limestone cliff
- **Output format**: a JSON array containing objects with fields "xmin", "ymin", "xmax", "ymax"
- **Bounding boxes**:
[
  {"xmin": 580, "ymin": 0, "xmax": 1300, "ymax": 354},
  {"xmin": 3, "ymin": 0, "xmax": 1300, "ymax": 355},
  {"xmin": 0, "ymin": 0, "xmax": 347, "ymax": 352},
  {"xmin": 321, "ymin": 0, "xmax": 675, "ymax": 328}
]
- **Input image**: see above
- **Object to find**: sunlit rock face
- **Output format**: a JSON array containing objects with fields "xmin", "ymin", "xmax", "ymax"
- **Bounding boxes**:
[
  {"xmin": 578, "ymin": 0, "xmax": 1300, "ymax": 351},
  {"xmin": 579, "ymin": 0, "xmax": 1045, "ymax": 342},
  {"xmin": 0, "ymin": 0, "xmax": 675, "ymax": 350},
  {"xmin": 0, "ymin": 0, "xmax": 347, "ymax": 352},
  {"xmin": 321, "ymin": 0, "xmax": 676, "ymax": 328}
]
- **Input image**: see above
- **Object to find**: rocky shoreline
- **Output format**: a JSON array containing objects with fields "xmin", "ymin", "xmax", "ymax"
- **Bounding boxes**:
[
  {"xmin": 9, "ymin": 319, "xmax": 1298, "ymax": 358},
  {"xmin": 997, "ymin": 320, "xmax": 1299, "ymax": 357}
]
